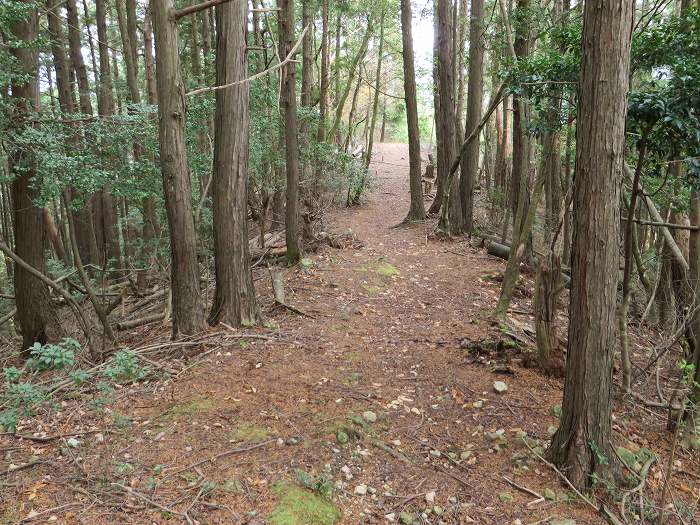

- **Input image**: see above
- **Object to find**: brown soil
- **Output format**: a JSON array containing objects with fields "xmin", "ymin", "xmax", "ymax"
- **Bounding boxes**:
[{"xmin": 1, "ymin": 144, "xmax": 698, "ymax": 524}]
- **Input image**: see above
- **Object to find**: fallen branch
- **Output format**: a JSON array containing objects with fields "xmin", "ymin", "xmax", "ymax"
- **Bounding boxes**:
[
  {"xmin": 117, "ymin": 312, "xmax": 166, "ymax": 331},
  {"xmin": 0, "ymin": 308, "xmax": 16, "ymax": 327},
  {"xmin": 523, "ymin": 441, "xmax": 625, "ymax": 525},
  {"xmin": 0, "ymin": 241, "xmax": 95, "ymax": 355},
  {"xmin": 112, "ymin": 483, "xmax": 190, "ymax": 523},
  {"xmin": 502, "ymin": 475, "xmax": 545, "ymax": 506},
  {"xmin": 166, "ymin": 439, "xmax": 276, "ymax": 475},
  {"xmin": 0, "ymin": 460, "xmax": 48, "ymax": 477}
]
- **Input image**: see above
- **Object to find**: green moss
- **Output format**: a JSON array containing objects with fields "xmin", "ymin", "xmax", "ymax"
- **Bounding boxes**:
[
  {"xmin": 230, "ymin": 422, "xmax": 269, "ymax": 442},
  {"xmin": 375, "ymin": 263, "xmax": 399, "ymax": 277},
  {"xmin": 362, "ymin": 283, "xmax": 384, "ymax": 296},
  {"xmin": 163, "ymin": 396, "xmax": 214, "ymax": 420},
  {"xmin": 269, "ymin": 482, "xmax": 341, "ymax": 525}
]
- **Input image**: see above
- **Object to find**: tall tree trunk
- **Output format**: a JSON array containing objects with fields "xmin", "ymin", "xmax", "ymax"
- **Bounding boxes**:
[
  {"xmin": 190, "ymin": 3, "xmax": 202, "ymax": 80},
  {"xmin": 455, "ymin": 0, "xmax": 467, "ymax": 143},
  {"xmin": 510, "ymin": 0, "xmax": 531, "ymax": 226},
  {"xmin": 65, "ymin": 0, "xmax": 100, "ymax": 267},
  {"xmin": 9, "ymin": 2, "xmax": 62, "ymax": 351},
  {"xmin": 81, "ymin": 0, "xmax": 99, "ymax": 88},
  {"xmin": 279, "ymin": 0, "xmax": 302, "ymax": 262},
  {"xmin": 208, "ymin": 0, "xmax": 259, "ymax": 327},
  {"xmin": 143, "ymin": 9, "xmax": 158, "ymax": 107},
  {"xmin": 95, "ymin": 0, "xmax": 120, "ymax": 268},
  {"xmin": 427, "ymin": 0, "xmax": 443, "ymax": 216},
  {"xmin": 435, "ymin": 0, "xmax": 461, "ymax": 234},
  {"xmin": 365, "ymin": 10, "xmax": 385, "ymax": 169},
  {"xmin": 47, "ymin": 0, "xmax": 75, "ymax": 114},
  {"xmin": 152, "ymin": 0, "xmax": 206, "ymax": 337},
  {"xmin": 95, "ymin": 0, "xmax": 114, "ymax": 116},
  {"xmin": 400, "ymin": 0, "xmax": 425, "ymax": 222},
  {"xmin": 318, "ymin": 0, "xmax": 329, "ymax": 142},
  {"xmin": 120, "ymin": 0, "xmax": 159, "ymax": 288},
  {"xmin": 547, "ymin": 0, "xmax": 633, "ymax": 489},
  {"xmin": 459, "ymin": 0, "xmax": 484, "ymax": 232}
]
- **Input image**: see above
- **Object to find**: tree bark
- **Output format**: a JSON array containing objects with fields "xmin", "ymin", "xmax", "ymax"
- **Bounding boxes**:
[
  {"xmin": 435, "ymin": 0, "xmax": 461, "ymax": 234},
  {"xmin": 208, "ymin": 0, "xmax": 259, "ymax": 327},
  {"xmin": 510, "ymin": 0, "xmax": 531, "ymax": 226},
  {"xmin": 318, "ymin": 0, "xmax": 329, "ymax": 142},
  {"xmin": 95, "ymin": 0, "xmax": 120, "ymax": 267},
  {"xmin": 400, "ymin": 0, "xmax": 425, "ymax": 222},
  {"xmin": 8, "ymin": 2, "xmax": 63, "ymax": 351},
  {"xmin": 65, "ymin": 0, "xmax": 100, "ymax": 266},
  {"xmin": 279, "ymin": 0, "xmax": 302, "ymax": 263},
  {"xmin": 459, "ymin": 0, "xmax": 484, "ymax": 232},
  {"xmin": 427, "ymin": 0, "xmax": 443, "ymax": 216},
  {"xmin": 547, "ymin": 0, "xmax": 633, "ymax": 489},
  {"xmin": 46, "ymin": 0, "xmax": 76, "ymax": 113},
  {"xmin": 152, "ymin": 0, "xmax": 206, "ymax": 337}
]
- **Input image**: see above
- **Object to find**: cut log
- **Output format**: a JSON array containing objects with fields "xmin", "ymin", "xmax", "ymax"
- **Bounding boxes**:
[{"xmin": 485, "ymin": 241, "xmax": 571, "ymax": 287}]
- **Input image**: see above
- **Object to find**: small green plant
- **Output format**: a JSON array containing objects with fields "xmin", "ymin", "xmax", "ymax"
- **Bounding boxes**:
[
  {"xmin": 69, "ymin": 369, "xmax": 91, "ymax": 386},
  {"xmin": 112, "ymin": 412, "xmax": 132, "ymax": 429},
  {"xmin": 103, "ymin": 350, "xmax": 149, "ymax": 383},
  {"xmin": 114, "ymin": 461, "xmax": 134, "ymax": 475},
  {"xmin": 589, "ymin": 440, "xmax": 610, "ymax": 466},
  {"xmin": 0, "ymin": 409, "xmax": 18, "ymax": 432},
  {"xmin": 6, "ymin": 382, "xmax": 45, "ymax": 413},
  {"xmin": 26, "ymin": 338, "xmax": 79, "ymax": 371},
  {"xmin": 3, "ymin": 366, "xmax": 22, "ymax": 383}
]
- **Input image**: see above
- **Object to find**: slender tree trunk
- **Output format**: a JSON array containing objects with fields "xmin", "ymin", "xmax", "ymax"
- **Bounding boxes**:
[
  {"xmin": 459, "ymin": 0, "xmax": 484, "ymax": 232},
  {"xmin": 95, "ymin": 0, "xmax": 113, "ymax": 116},
  {"xmin": 9, "ymin": 2, "xmax": 62, "ymax": 350},
  {"xmin": 279, "ymin": 0, "xmax": 302, "ymax": 262},
  {"xmin": 561, "ymin": 114, "xmax": 573, "ymax": 265},
  {"xmin": 327, "ymin": 22, "xmax": 372, "ymax": 142},
  {"xmin": 618, "ymin": 137, "xmax": 648, "ymax": 393},
  {"xmin": 428, "ymin": 0, "xmax": 443, "ymax": 216},
  {"xmin": 152, "ymin": 0, "xmax": 206, "ymax": 337},
  {"xmin": 401, "ymin": 0, "xmax": 425, "ymax": 222},
  {"xmin": 95, "ymin": 0, "xmax": 120, "ymax": 268},
  {"xmin": 47, "ymin": 0, "xmax": 75, "ymax": 114},
  {"xmin": 365, "ymin": 10, "xmax": 385, "ymax": 170},
  {"xmin": 190, "ymin": 3, "xmax": 202, "ymax": 80},
  {"xmin": 81, "ymin": 0, "xmax": 99, "ymax": 89},
  {"xmin": 65, "ymin": 0, "xmax": 100, "ymax": 267},
  {"xmin": 547, "ymin": 0, "xmax": 633, "ymax": 489},
  {"xmin": 455, "ymin": 0, "xmax": 467, "ymax": 143},
  {"xmin": 318, "ymin": 0, "xmax": 329, "ymax": 142},
  {"xmin": 208, "ymin": 0, "xmax": 259, "ymax": 327}
]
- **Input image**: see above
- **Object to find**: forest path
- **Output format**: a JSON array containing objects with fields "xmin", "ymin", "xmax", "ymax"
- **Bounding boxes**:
[{"xmin": 4, "ymin": 144, "xmax": 601, "ymax": 524}]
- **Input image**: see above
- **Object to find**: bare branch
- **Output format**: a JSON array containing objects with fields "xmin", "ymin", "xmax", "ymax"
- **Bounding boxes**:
[
  {"xmin": 171, "ymin": 0, "xmax": 234, "ymax": 21},
  {"xmin": 186, "ymin": 25, "xmax": 309, "ymax": 97}
]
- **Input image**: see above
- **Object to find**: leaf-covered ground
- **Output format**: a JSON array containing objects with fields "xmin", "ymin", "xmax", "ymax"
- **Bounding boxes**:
[{"xmin": 1, "ymin": 144, "xmax": 698, "ymax": 524}]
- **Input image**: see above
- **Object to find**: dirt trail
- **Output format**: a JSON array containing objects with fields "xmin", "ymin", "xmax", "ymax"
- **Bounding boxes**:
[{"xmin": 3, "ymin": 144, "xmax": 604, "ymax": 524}]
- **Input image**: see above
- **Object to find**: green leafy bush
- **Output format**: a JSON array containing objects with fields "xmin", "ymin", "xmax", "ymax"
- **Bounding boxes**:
[
  {"xmin": 103, "ymin": 350, "xmax": 149, "ymax": 383},
  {"xmin": 26, "ymin": 338, "xmax": 79, "ymax": 371}
]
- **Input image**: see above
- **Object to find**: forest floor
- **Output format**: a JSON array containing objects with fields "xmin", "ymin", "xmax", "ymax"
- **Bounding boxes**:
[{"xmin": 2, "ymin": 144, "xmax": 699, "ymax": 525}]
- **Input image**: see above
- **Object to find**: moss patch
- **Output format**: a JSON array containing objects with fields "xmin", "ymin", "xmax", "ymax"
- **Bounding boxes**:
[
  {"xmin": 375, "ymin": 263, "xmax": 399, "ymax": 277},
  {"xmin": 163, "ymin": 396, "xmax": 214, "ymax": 420},
  {"xmin": 362, "ymin": 283, "xmax": 384, "ymax": 296},
  {"xmin": 229, "ymin": 422, "xmax": 269, "ymax": 442},
  {"xmin": 269, "ymin": 482, "xmax": 341, "ymax": 525}
]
